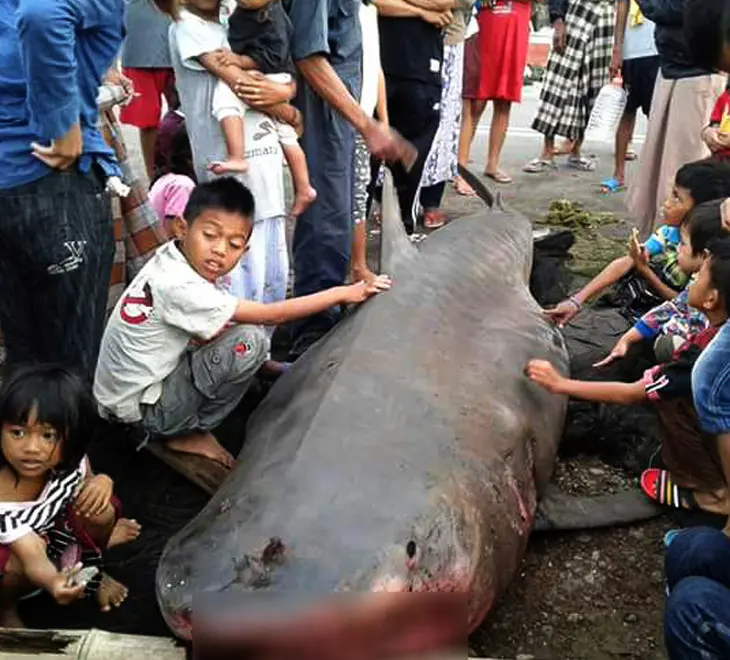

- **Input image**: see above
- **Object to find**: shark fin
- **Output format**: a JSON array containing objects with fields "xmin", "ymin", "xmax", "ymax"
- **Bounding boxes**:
[
  {"xmin": 379, "ymin": 168, "xmax": 419, "ymax": 274},
  {"xmin": 457, "ymin": 164, "xmax": 494, "ymax": 209}
]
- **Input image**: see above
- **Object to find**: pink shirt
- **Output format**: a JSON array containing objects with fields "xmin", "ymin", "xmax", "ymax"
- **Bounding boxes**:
[{"xmin": 148, "ymin": 173, "xmax": 196, "ymax": 221}]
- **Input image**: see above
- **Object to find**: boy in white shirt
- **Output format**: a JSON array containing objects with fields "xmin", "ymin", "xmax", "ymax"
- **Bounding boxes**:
[{"xmin": 93, "ymin": 178, "xmax": 391, "ymax": 474}]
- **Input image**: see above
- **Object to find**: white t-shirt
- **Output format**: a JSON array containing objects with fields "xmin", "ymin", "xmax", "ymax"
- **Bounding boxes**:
[
  {"xmin": 622, "ymin": 5, "xmax": 658, "ymax": 61},
  {"xmin": 170, "ymin": 9, "xmax": 285, "ymax": 221},
  {"xmin": 93, "ymin": 241, "xmax": 239, "ymax": 423},
  {"xmin": 359, "ymin": 2, "xmax": 380, "ymax": 117}
]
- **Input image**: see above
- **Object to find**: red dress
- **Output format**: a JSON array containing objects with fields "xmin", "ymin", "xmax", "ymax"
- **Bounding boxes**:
[{"xmin": 468, "ymin": 1, "xmax": 531, "ymax": 103}]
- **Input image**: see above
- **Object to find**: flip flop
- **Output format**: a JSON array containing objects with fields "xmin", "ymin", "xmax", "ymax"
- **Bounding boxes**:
[
  {"xmin": 423, "ymin": 209, "xmax": 446, "ymax": 229},
  {"xmin": 523, "ymin": 158, "xmax": 557, "ymax": 174},
  {"xmin": 600, "ymin": 177, "xmax": 625, "ymax": 193},
  {"xmin": 484, "ymin": 170, "xmax": 513, "ymax": 184},
  {"xmin": 567, "ymin": 156, "xmax": 596, "ymax": 172},
  {"xmin": 641, "ymin": 468, "xmax": 702, "ymax": 511},
  {"xmin": 625, "ymin": 150, "xmax": 637, "ymax": 161},
  {"xmin": 453, "ymin": 176, "xmax": 477, "ymax": 197}
]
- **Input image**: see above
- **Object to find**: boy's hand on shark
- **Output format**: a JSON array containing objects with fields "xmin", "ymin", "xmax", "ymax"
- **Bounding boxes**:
[
  {"xmin": 344, "ymin": 275, "xmax": 392, "ymax": 303},
  {"xmin": 525, "ymin": 360, "xmax": 565, "ymax": 394}
]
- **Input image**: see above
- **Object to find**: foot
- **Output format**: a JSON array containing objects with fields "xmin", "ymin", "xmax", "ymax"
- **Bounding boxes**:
[
  {"xmin": 553, "ymin": 140, "xmax": 575, "ymax": 156},
  {"xmin": 208, "ymin": 158, "xmax": 249, "ymax": 175},
  {"xmin": 423, "ymin": 209, "xmax": 446, "ymax": 229},
  {"xmin": 107, "ymin": 518, "xmax": 141, "ymax": 549},
  {"xmin": 97, "ymin": 574, "xmax": 128, "ymax": 613},
  {"xmin": 453, "ymin": 175, "xmax": 476, "ymax": 196},
  {"xmin": 351, "ymin": 265, "xmax": 378, "ymax": 285},
  {"xmin": 484, "ymin": 170, "xmax": 513, "ymax": 184},
  {"xmin": 165, "ymin": 432, "xmax": 235, "ymax": 469},
  {"xmin": 289, "ymin": 186, "xmax": 317, "ymax": 219}
]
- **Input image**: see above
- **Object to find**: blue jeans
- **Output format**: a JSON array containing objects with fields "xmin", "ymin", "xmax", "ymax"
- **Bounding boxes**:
[
  {"xmin": 289, "ymin": 61, "xmax": 361, "ymax": 357},
  {"xmin": 664, "ymin": 527, "xmax": 730, "ymax": 659},
  {"xmin": 692, "ymin": 323, "xmax": 730, "ymax": 435}
]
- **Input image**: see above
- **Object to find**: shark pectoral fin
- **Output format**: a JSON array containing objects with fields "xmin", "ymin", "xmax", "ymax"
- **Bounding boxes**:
[
  {"xmin": 379, "ymin": 168, "xmax": 419, "ymax": 274},
  {"xmin": 456, "ymin": 165, "xmax": 495, "ymax": 209},
  {"xmin": 533, "ymin": 484, "xmax": 664, "ymax": 532}
]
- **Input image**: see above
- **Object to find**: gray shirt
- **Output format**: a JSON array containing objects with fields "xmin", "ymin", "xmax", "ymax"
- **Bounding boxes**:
[
  {"xmin": 121, "ymin": 0, "xmax": 173, "ymax": 68},
  {"xmin": 283, "ymin": 0, "xmax": 362, "ymax": 74}
]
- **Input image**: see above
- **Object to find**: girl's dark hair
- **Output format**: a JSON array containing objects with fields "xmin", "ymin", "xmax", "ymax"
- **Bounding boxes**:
[
  {"xmin": 707, "ymin": 236, "xmax": 730, "ymax": 311},
  {"xmin": 0, "ymin": 365, "xmax": 96, "ymax": 476},
  {"xmin": 682, "ymin": 199, "xmax": 729, "ymax": 256},
  {"xmin": 675, "ymin": 158, "xmax": 730, "ymax": 206}
]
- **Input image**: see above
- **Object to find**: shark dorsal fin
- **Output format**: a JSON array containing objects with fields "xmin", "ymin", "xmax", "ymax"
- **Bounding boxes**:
[{"xmin": 379, "ymin": 168, "xmax": 418, "ymax": 274}]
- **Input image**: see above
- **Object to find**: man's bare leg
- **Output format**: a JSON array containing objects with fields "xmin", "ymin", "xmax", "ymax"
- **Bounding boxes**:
[
  {"xmin": 165, "ymin": 432, "xmax": 235, "ymax": 469},
  {"xmin": 282, "ymin": 143, "xmax": 317, "ymax": 219},
  {"xmin": 210, "ymin": 115, "xmax": 249, "ymax": 175}
]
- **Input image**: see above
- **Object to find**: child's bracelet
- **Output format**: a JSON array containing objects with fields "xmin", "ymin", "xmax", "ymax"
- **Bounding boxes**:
[{"xmin": 568, "ymin": 296, "xmax": 582, "ymax": 310}]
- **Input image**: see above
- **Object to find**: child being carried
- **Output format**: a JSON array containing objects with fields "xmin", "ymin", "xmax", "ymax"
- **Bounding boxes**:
[{"xmin": 211, "ymin": 0, "xmax": 316, "ymax": 219}]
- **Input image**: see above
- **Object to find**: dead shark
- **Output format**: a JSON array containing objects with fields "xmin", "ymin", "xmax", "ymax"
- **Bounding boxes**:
[{"xmin": 155, "ymin": 168, "xmax": 573, "ymax": 643}]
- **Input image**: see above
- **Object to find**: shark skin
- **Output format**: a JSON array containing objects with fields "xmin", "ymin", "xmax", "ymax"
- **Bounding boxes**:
[{"xmin": 155, "ymin": 168, "xmax": 570, "ymax": 646}]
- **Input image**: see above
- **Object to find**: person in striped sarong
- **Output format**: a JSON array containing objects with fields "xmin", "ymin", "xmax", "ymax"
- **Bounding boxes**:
[
  {"xmin": 0, "ymin": 365, "xmax": 141, "ymax": 627},
  {"xmin": 523, "ymin": 0, "xmax": 614, "ymax": 174},
  {"xmin": 99, "ymin": 72, "xmax": 170, "ymax": 318}
]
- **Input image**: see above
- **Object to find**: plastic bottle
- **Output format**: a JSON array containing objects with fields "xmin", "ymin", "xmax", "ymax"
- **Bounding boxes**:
[{"xmin": 584, "ymin": 79, "xmax": 628, "ymax": 144}]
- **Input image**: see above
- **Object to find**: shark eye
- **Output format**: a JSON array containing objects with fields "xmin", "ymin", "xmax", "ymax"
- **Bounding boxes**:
[{"xmin": 406, "ymin": 541, "xmax": 417, "ymax": 559}]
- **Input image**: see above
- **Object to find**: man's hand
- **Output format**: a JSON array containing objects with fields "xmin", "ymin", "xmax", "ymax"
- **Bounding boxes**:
[
  {"xmin": 363, "ymin": 119, "xmax": 418, "ymax": 170},
  {"xmin": 104, "ymin": 68, "xmax": 136, "ymax": 104},
  {"xmin": 421, "ymin": 9, "xmax": 453, "ymax": 27},
  {"xmin": 552, "ymin": 19, "xmax": 567, "ymax": 54},
  {"xmin": 609, "ymin": 47, "xmax": 623, "ymax": 81},
  {"xmin": 234, "ymin": 70, "xmax": 293, "ymax": 107},
  {"xmin": 341, "ymin": 274, "xmax": 393, "ymax": 304},
  {"xmin": 31, "ymin": 123, "xmax": 83, "ymax": 170},
  {"xmin": 525, "ymin": 359, "xmax": 566, "ymax": 394}
]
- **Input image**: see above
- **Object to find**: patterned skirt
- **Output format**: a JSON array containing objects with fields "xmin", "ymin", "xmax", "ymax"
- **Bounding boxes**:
[
  {"xmin": 421, "ymin": 42, "xmax": 466, "ymax": 187},
  {"xmin": 531, "ymin": 0, "xmax": 614, "ymax": 140}
]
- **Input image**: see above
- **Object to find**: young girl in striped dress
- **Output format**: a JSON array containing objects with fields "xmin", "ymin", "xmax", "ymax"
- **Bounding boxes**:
[{"xmin": 0, "ymin": 365, "xmax": 140, "ymax": 626}]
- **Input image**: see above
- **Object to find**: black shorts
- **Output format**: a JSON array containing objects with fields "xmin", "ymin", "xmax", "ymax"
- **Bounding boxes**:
[{"xmin": 622, "ymin": 55, "xmax": 660, "ymax": 116}]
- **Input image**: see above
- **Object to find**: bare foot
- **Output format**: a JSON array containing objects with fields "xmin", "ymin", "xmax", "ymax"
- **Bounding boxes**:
[
  {"xmin": 0, "ymin": 605, "xmax": 24, "ymax": 628},
  {"xmin": 208, "ymin": 158, "xmax": 249, "ymax": 175},
  {"xmin": 108, "ymin": 518, "xmax": 141, "ymax": 549},
  {"xmin": 351, "ymin": 266, "xmax": 378, "ymax": 285},
  {"xmin": 165, "ymin": 432, "xmax": 235, "ymax": 469},
  {"xmin": 289, "ymin": 186, "xmax": 317, "ymax": 219},
  {"xmin": 97, "ymin": 573, "xmax": 128, "ymax": 613}
]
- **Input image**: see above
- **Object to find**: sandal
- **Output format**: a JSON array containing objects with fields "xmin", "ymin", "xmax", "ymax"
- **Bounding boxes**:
[
  {"xmin": 600, "ymin": 177, "xmax": 625, "ymax": 193},
  {"xmin": 484, "ymin": 170, "xmax": 513, "ymax": 184},
  {"xmin": 641, "ymin": 468, "xmax": 702, "ymax": 511},
  {"xmin": 523, "ymin": 158, "xmax": 557, "ymax": 174},
  {"xmin": 453, "ymin": 175, "xmax": 477, "ymax": 197},
  {"xmin": 423, "ymin": 209, "xmax": 446, "ymax": 229},
  {"xmin": 567, "ymin": 156, "xmax": 596, "ymax": 172},
  {"xmin": 625, "ymin": 149, "xmax": 637, "ymax": 161}
]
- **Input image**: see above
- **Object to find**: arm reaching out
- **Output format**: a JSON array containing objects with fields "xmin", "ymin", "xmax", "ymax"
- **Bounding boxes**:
[
  {"xmin": 525, "ymin": 359, "xmax": 647, "ymax": 405},
  {"xmin": 232, "ymin": 276, "xmax": 392, "ymax": 327}
]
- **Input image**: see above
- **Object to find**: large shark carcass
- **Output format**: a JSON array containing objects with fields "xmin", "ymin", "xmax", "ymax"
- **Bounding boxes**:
[{"xmin": 155, "ymin": 170, "xmax": 571, "ymax": 643}]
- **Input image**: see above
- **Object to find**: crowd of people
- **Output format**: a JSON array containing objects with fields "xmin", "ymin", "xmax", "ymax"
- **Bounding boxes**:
[{"xmin": 1, "ymin": 0, "xmax": 730, "ymax": 655}]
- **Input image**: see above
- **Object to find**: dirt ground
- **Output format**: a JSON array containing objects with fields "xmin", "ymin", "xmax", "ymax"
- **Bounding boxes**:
[{"xmin": 436, "ymin": 162, "xmax": 675, "ymax": 659}]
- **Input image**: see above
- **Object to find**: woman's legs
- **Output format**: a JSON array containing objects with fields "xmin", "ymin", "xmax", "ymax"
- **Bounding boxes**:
[
  {"xmin": 455, "ymin": 99, "xmax": 486, "ymax": 194},
  {"xmin": 485, "ymin": 99, "xmax": 513, "ymax": 182}
]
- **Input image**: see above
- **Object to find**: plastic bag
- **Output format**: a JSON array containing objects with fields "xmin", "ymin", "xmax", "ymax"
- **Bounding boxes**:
[{"xmin": 584, "ymin": 81, "xmax": 627, "ymax": 144}]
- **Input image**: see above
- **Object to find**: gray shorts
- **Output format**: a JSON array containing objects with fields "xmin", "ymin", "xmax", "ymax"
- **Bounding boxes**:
[{"xmin": 141, "ymin": 324, "xmax": 268, "ymax": 438}]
